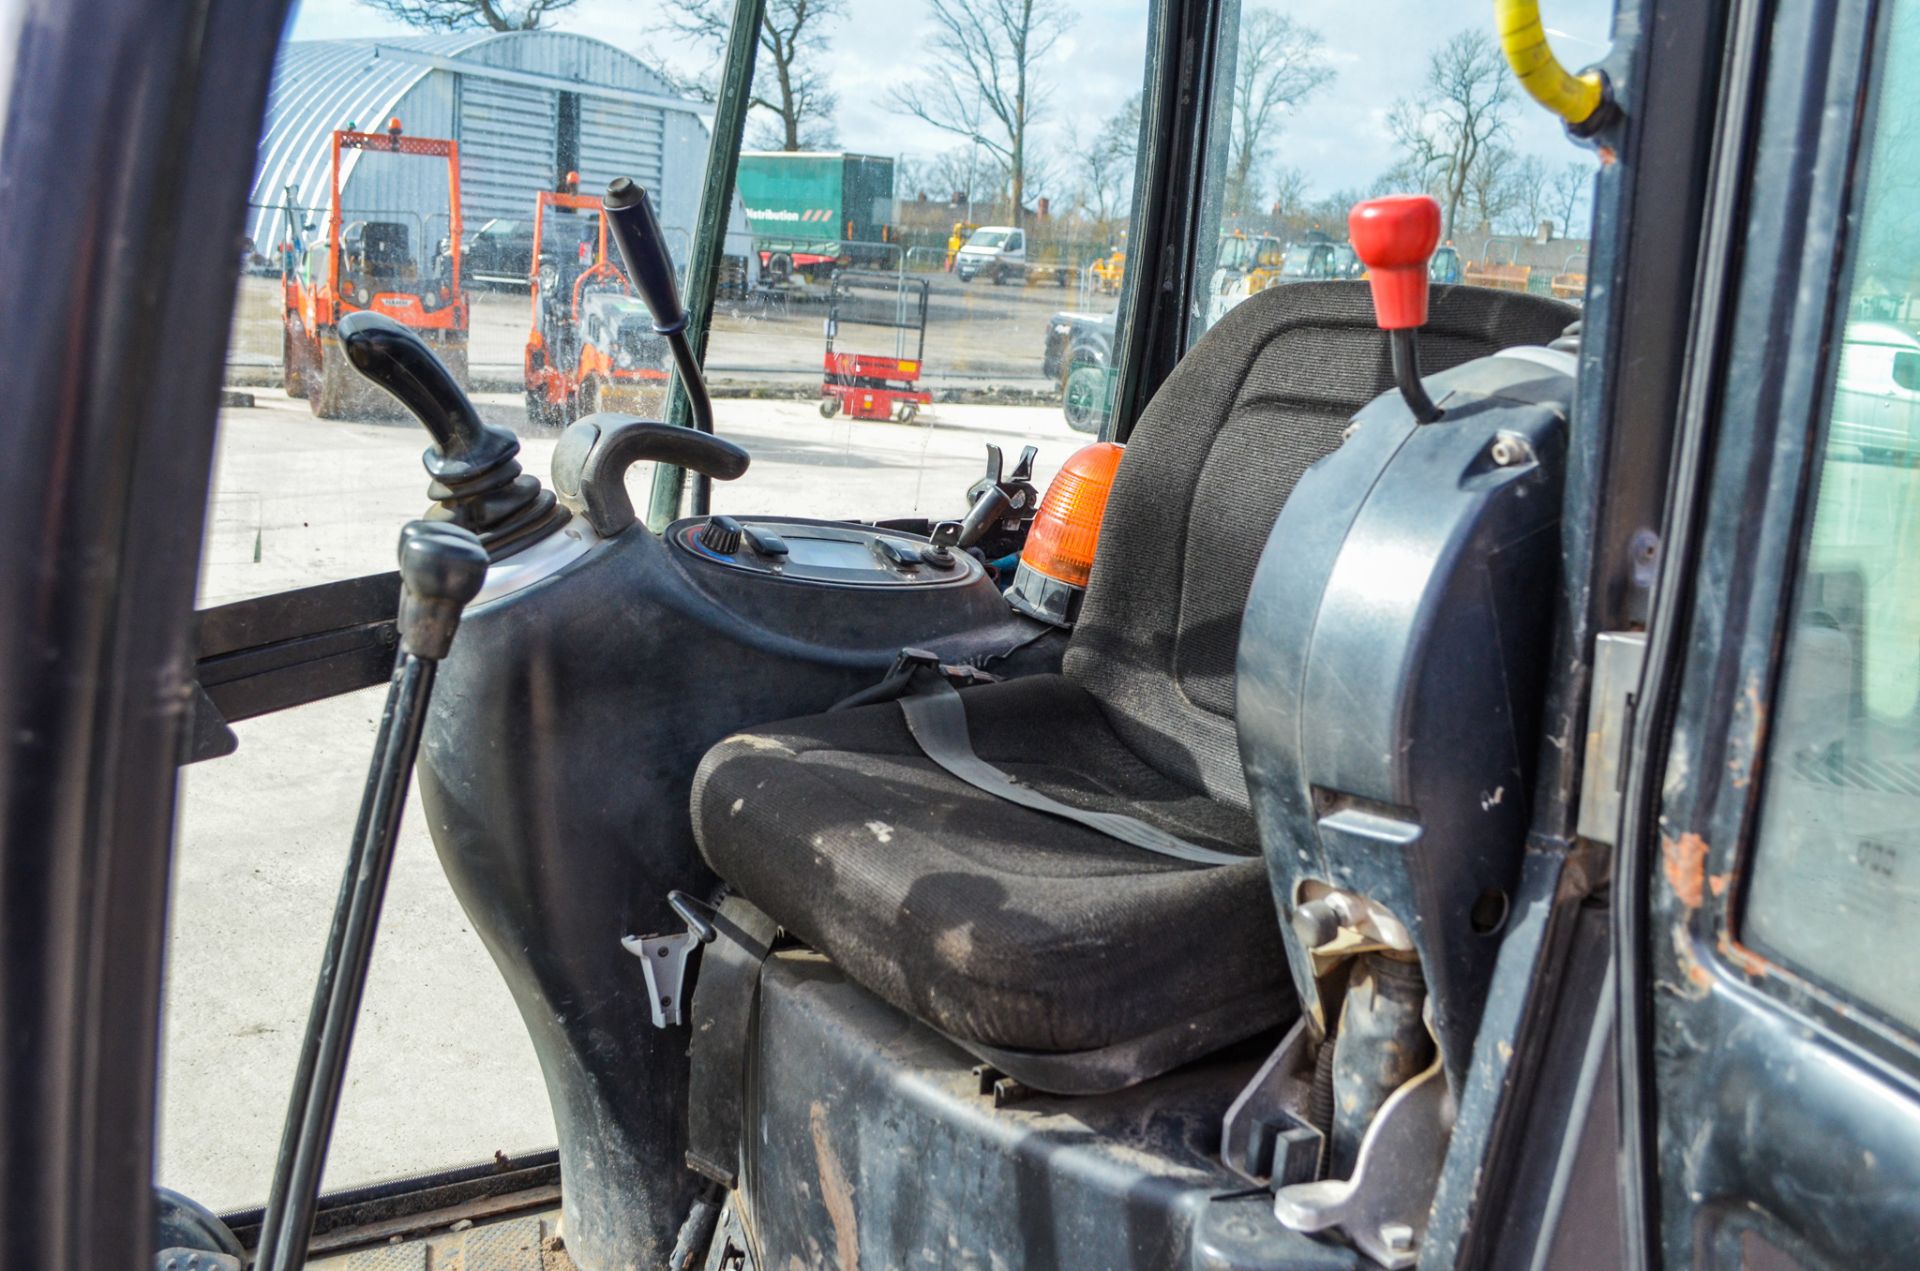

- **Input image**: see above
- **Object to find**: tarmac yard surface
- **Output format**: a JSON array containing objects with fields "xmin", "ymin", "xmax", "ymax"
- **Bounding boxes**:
[{"xmin": 161, "ymin": 387, "xmax": 1079, "ymax": 1210}]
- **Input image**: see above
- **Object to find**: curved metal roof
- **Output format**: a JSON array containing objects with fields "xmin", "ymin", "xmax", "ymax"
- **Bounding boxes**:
[
  {"xmin": 249, "ymin": 35, "xmax": 488, "ymax": 251},
  {"xmin": 245, "ymin": 32, "xmax": 693, "ymax": 256}
]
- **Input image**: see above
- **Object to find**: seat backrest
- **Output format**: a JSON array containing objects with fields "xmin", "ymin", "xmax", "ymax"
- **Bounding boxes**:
[
  {"xmin": 1062, "ymin": 281, "xmax": 1576, "ymax": 808},
  {"xmin": 361, "ymin": 221, "xmax": 411, "ymax": 276}
]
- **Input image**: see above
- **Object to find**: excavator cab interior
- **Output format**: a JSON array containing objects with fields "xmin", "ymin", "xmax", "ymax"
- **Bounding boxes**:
[{"xmin": 10, "ymin": 1, "xmax": 1920, "ymax": 1270}]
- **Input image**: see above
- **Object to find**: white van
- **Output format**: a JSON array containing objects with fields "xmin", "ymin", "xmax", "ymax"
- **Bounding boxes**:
[
  {"xmin": 1831, "ymin": 321, "xmax": 1920, "ymax": 461},
  {"xmin": 954, "ymin": 225, "xmax": 1027, "ymax": 284}
]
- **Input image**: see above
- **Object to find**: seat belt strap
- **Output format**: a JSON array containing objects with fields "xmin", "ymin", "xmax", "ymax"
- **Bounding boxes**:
[
  {"xmin": 684, "ymin": 895, "xmax": 779, "ymax": 1188},
  {"xmin": 828, "ymin": 645, "xmax": 999, "ymax": 713},
  {"xmin": 897, "ymin": 674, "xmax": 1247, "ymax": 868}
]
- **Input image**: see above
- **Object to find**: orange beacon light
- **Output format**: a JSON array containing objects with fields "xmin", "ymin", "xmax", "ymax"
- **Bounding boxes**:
[{"xmin": 1006, "ymin": 442, "xmax": 1125, "ymax": 626}]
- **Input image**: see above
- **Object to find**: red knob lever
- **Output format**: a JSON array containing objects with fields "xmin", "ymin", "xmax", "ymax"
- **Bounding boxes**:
[{"xmin": 1348, "ymin": 195, "xmax": 1442, "ymax": 330}]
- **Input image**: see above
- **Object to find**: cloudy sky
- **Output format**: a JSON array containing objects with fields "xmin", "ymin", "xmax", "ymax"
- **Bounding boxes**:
[{"xmin": 288, "ymin": 0, "xmax": 1616, "ymax": 209}]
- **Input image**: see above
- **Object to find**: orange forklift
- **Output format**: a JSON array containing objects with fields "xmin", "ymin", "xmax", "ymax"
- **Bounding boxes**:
[
  {"xmin": 281, "ymin": 118, "xmax": 467, "ymax": 418},
  {"xmin": 522, "ymin": 184, "xmax": 670, "ymax": 429}
]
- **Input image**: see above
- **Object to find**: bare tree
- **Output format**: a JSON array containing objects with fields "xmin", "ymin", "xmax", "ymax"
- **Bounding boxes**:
[
  {"xmin": 1267, "ymin": 164, "xmax": 1311, "ymax": 234},
  {"xmin": 1549, "ymin": 160, "xmax": 1595, "ymax": 237},
  {"xmin": 1067, "ymin": 94, "xmax": 1141, "ymax": 225},
  {"xmin": 1387, "ymin": 29, "xmax": 1516, "ymax": 237},
  {"xmin": 358, "ymin": 0, "xmax": 575, "ymax": 30},
  {"xmin": 893, "ymin": 156, "xmax": 936, "ymax": 200},
  {"xmin": 1225, "ymin": 11, "xmax": 1335, "ymax": 216},
  {"xmin": 887, "ymin": 0, "xmax": 1076, "ymax": 225},
  {"xmin": 900, "ymin": 147, "xmax": 993, "ymax": 204},
  {"xmin": 1457, "ymin": 144, "xmax": 1510, "ymax": 234},
  {"xmin": 1494, "ymin": 152, "xmax": 1551, "ymax": 235},
  {"xmin": 1301, "ymin": 186, "xmax": 1365, "ymax": 238},
  {"xmin": 661, "ymin": 0, "xmax": 843, "ymax": 151}
]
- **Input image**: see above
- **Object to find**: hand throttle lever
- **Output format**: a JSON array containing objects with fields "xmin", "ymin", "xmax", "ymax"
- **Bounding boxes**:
[
  {"xmin": 603, "ymin": 177, "xmax": 720, "ymax": 516},
  {"xmin": 338, "ymin": 311, "xmax": 567, "ymax": 558},
  {"xmin": 1348, "ymin": 194, "xmax": 1444, "ymax": 423},
  {"xmin": 253, "ymin": 520, "xmax": 490, "ymax": 1271}
]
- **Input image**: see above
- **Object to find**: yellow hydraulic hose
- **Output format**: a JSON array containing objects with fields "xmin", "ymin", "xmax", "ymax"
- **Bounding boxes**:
[{"xmin": 1494, "ymin": 0, "xmax": 1606, "ymax": 128}]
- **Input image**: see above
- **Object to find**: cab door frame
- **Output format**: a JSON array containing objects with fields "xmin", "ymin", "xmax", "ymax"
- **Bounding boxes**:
[
  {"xmin": 1615, "ymin": 0, "xmax": 1920, "ymax": 1264},
  {"xmin": 0, "ymin": 0, "xmax": 296, "ymax": 1266}
]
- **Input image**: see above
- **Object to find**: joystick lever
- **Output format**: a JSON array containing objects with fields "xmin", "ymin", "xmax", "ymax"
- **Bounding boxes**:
[
  {"xmin": 932, "ymin": 484, "xmax": 1014, "ymax": 554},
  {"xmin": 254, "ymin": 521, "xmax": 489, "ymax": 1271},
  {"xmin": 603, "ymin": 177, "xmax": 720, "ymax": 516},
  {"xmin": 1348, "ymin": 194, "xmax": 1444, "ymax": 423},
  {"xmin": 943, "ymin": 443, "xmax": 1040, "ymax": 561},
  {"xmin": 338, "ymin": 311, "xmax": 568, "ymax": 558}
]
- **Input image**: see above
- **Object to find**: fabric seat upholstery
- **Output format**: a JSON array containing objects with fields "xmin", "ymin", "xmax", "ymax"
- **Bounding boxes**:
[{"xmin": 692, "ymin": 282, "xmax": 1577, "ymax": 1082}]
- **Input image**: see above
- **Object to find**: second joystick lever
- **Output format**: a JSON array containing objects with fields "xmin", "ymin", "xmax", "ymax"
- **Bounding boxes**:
[
  {"xmin": 930, "ymin": 484, "xmax": 1014, "ymax": 560},
  {"xmin": 949, "ymin": 443, "xmax": 1040, "ymax": 560},
  {"xmin": 1348, "ymin": 194, "xmax": 1444, "ymax": 424},
  {"xmin": 604, "ymin": 177, "xmax": 719, "ymax": 516}
]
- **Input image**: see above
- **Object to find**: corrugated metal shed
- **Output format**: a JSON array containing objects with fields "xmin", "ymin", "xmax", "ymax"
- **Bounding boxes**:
[{"xmin": 247, "ymin": 32, "xmax": 712, "ymax": 262}]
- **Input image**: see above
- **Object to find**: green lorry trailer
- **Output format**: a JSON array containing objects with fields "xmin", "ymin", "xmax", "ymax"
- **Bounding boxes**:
[{"xmin": 734, "ymin": 151, "xmax": 896, "ymax": 280}]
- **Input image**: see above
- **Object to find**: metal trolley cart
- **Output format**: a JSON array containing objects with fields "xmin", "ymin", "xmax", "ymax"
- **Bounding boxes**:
[{"xmin": 819, "ymin": 271, "xmax": 932, "ymax": 422}]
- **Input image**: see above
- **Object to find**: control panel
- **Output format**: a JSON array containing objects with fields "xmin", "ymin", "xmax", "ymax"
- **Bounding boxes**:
[{"xmin": 668, "ymin": 516, "xmax": 988, "ymax": 589}]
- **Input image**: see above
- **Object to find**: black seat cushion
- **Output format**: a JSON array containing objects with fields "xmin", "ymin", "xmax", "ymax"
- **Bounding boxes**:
[
  {"xmin": 692, "ymin": 282, "xmax": 1578, "ymax": 1075},
  {"xmin": 692, "ymin": 674, "xmax": 1286, "ymax": 1057}
]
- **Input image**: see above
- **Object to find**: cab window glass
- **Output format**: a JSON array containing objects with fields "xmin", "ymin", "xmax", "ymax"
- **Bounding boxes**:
[
  {"xmin": 1744, "ymin": 0, "xmax": 1920, "ymax": 1034},
  {"xmin": 702, "ymin": 0, "xmax": 1153, "ymax": 521},
  {"xmin": 1187, "ymin": 4, "xmax": 1607, "ymax": 343},
  {"xmin": 703, "ymin": 3, "xmax": 1610, "ymax": 524},
  {"xmin": 176, "ymin": 0, "xmax": 732, "ymax": 1208}
]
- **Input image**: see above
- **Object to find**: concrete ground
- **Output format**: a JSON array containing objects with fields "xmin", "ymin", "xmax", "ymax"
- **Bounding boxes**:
[{"xmin": 160, "ymin": 387, "xmax": 1080, "ymax": 1211}]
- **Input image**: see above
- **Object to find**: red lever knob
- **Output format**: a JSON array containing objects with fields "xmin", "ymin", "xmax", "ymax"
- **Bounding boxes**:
[{"xmin": 1348, "ymin": 195, "xmax": 1442, "ymax": 330}]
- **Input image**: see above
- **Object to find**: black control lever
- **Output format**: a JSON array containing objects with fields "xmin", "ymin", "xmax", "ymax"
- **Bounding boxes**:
[
  {"xmin": 931, "ymin": 484, "xmax": 1014, "ymax": 554},
  {"xmin": 338, "ymin": 311, "xmax": 567, "ymax": 559},
  {"xmin": 603, "ymin": 177, "xmax": 718, "ymax": 517},
  {"xmin": 254, "ymin": 520, "xmax": 489, "ymax": 1271},
  {"xmin": 1010, "ymin": 444, "xmax": 1038, "ymax": 484},
  {"xmin": 957, "ymin": 443, "xmax": 1040, "ymax": 561},
  {"xmin": 550, "ymin": 417, "xmax": 750, "ymax": 537}
]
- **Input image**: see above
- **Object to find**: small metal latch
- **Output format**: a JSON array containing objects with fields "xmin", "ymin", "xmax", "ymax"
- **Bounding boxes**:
[
  {"xmin": 1271, "ymin": 1055, "xmax": 1452, "ymax": 1271},
  {"xmin": 621, "ymin": 890, "xmax": 719, "ymax": 1029},
  {"xmin": 155, "ymin": 1252, "xmax": 243, "ymax": 1271},
  {"xmin": 1575, "ymin": 631, "xmax": 1649, "ymax": 846}
]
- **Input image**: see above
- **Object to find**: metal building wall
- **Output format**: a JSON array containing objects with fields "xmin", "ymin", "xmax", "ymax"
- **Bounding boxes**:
[
  {"xmin": 456, "ymin": 31, "xmax": 694, "ymax": 235},
  {"xmin": 457, "ymin": 77, "xmax": 557, "ymax": 224}
]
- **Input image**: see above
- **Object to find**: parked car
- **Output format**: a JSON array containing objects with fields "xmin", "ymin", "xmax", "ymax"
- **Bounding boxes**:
[
  {"xmin": 955, "ymin": 225, "xmax": 1027, "ymax": 283},
  {"xmin": 460, "ymin": 217, "xmax": 536, "ymax": 290},
  {"xmin": 1042, "ymin": 308, "xmax": 1116, "ymax": 433},
  {"xmin": 1830, "ymin": 321, "xmax": 1920, "ymax": 462}
]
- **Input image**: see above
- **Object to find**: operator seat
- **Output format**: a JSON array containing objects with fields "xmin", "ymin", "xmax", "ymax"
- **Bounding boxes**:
[
  {"xmin": 361, "ymin": 221, "xmax": 411, "ymax": 280},
  {"xmin": 691, "ymin": 281, "xmax": 1575, "ymax": 1092}
]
